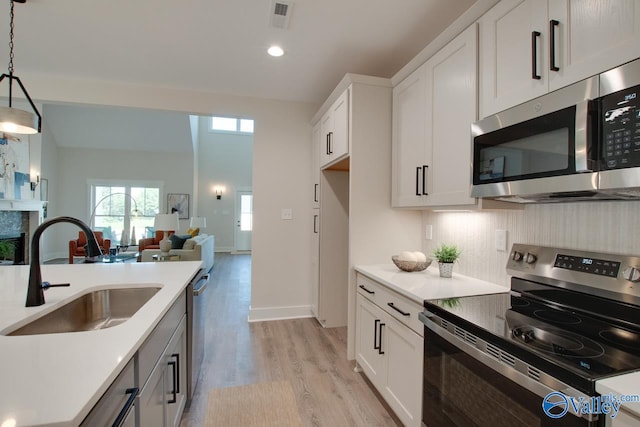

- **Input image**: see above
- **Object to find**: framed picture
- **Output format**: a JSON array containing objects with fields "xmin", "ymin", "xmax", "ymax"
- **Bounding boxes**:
[{"xmin": 167, "ymin": 193, "xmax": 189, "ymax": 219}]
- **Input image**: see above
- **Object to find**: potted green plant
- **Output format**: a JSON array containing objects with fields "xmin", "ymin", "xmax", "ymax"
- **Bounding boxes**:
[{"xmin": 432, "ymin": 243, "xmax": 461, "ymax": 278}]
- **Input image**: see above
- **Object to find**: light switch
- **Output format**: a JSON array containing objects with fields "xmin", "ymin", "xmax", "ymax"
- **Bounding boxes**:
[
  {"xmin": 281, "ymin": 208, "xmax": 293, "ymax": 220},
  {"xmin": 425, "ymin": 224, "xmax": 433, "ymax": 240}
]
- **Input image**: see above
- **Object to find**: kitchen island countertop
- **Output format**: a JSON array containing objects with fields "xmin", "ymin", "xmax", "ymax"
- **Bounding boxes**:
[
  {"xmin": 0, "ymin": 261, "xmax": 202, "ymax": 427},
  {"xmin": 354, "ymin": 263, "xmax": 508, "ymax": 303}
]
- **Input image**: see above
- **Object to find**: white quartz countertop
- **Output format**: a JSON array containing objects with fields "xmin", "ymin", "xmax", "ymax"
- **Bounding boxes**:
[
  {"xmin": 0, "ymin": 261, "xmax": 202, "ymax": 427},
  {"xmin": 354, "ymin": 264, "xmax": 508, "ymax": 303},
  {"xmin": 596, "ymin": 372, "xmax": 640, "ymax": 418}
]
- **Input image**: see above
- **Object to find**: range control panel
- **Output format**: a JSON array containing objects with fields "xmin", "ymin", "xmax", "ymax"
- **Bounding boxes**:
[
  {"xmin": 554, "ymin": 254, "xmax": 620, "ymax": 278},
  {"xmin": 601, "ymin": 83, "xmax": 640, "ymax": 170}
]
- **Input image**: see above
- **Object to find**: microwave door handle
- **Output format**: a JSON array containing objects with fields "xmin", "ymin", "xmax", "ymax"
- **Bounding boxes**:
[{"xmin": 574, "ymin": 99, "xmax": 591, "ymax": 172}]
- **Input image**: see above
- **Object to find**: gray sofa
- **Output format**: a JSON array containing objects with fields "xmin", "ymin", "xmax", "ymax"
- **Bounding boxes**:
[{"xmin": 141, "ymin": 234, "xmax": 214, "ymax": 272}]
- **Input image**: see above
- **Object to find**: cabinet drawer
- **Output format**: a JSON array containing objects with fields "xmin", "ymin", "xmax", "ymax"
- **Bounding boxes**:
[
  {"xmin": 138, "ymin": 292, "xmax": 186, "ymax": 388},
  {"xmin": 356, "ymin": 273, "xmax": 424, "ymax": 336},
  {"xmin": 81, "ymin": 359, "xmax": 135, "ymax": 426}
]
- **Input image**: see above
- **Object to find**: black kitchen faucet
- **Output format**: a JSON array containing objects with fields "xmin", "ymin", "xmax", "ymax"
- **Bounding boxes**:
[{"xmin": 26, "ymin": 216, "xmax": 103, "ymax": 307}]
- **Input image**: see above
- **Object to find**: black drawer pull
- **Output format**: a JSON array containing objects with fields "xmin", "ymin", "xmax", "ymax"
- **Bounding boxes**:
[
  {"xmin": 387, "ymin": 302, "xmax": 410, "ymax": 317},
  {"xmin": 112, "ymin": 387, "xmax": 138, "ymax": 427},
  {"xmin": 359, "ymin": 284, "xmax": 375, "ymax": 295},
  {"xmin": 378, "ymin": 322, "xmax": 385, "ymax": 355},
  {"xmin": 374, "ymin": 319, "xmax": 381, "ymax": 350}
]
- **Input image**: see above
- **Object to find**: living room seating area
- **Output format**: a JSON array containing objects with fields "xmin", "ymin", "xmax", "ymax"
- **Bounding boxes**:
[{"xmin": 68, "ymin": 231, "xmax": 111, "ymax": 264}]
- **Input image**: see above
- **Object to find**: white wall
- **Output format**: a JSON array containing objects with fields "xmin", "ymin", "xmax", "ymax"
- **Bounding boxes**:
[
  {"xmin": 196, "ymin": 117, "xmax": 253, "ymax": 252},
  {"xmin": 24, "ymin": 73, "xmax": 317, "ymax": 318},
  {"xmin": 422, "ymin": 201, "xmax": 640, "ymax": 286}
]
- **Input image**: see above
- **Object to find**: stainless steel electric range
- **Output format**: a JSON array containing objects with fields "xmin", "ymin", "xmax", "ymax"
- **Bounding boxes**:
[{"xmin": 419, "ymin": 244, "xmax": 640, "ymax": 427}]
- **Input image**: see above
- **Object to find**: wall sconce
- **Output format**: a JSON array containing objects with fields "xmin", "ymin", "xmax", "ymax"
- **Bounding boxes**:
[
  {"xmin": 213, "ymin": 185, "xmax": 225, "ymax": 200},
  {"xmin": 30, "ymin": 175, "xmax": 39, "ymax": 191}
]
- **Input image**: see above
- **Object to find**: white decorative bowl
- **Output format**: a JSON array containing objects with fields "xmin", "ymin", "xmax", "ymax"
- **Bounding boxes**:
[{"xmin": 392, "ymin": 255, "xmax": 431, "ymax": 272}]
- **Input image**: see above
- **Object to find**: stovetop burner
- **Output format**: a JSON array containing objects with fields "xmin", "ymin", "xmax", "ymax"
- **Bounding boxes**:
[{"xmin": 533, "ymin": 309, "xmax": 582, "ymax": 325}]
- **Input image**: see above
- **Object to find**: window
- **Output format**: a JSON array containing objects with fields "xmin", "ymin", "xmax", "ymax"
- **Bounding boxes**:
[
  {"xmin": 239, "ymin": 194, "xmax": 253, "ymax": 231},
  {"xmin": 91, "ymin": 184, "xmax": 160, "ymax": 246},
  {"xmin": 210, "ymin": 116, "xmax": 254, "ymax": 134}
]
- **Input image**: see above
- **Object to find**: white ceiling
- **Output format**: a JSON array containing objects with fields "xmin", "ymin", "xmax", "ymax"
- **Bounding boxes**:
[{"xmin": 2, "ymin": 0, "xmax": 478, "ymax": 151}]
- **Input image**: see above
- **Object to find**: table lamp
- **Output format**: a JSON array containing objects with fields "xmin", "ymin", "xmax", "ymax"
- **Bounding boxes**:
[
  {"xmin": 154, "ymin": 213, "xmax": 179, "ymax": 254},
  {"xmin": 189, "ymin": 216, "xmax": 207, "ymax": 229}
]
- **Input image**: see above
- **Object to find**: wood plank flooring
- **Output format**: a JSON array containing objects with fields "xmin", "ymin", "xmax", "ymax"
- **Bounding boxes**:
[{"xmin": 180, "ymin": 253, "xmax": 400, "ymax": 427}]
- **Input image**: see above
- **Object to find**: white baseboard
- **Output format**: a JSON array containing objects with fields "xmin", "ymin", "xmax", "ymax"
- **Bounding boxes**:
[
  {"xmin": 215, "ymin": 246, "xmax": 235, "ymax": 253},
  {"xmin": 248, "ymin": 305, "xmax": 313, "ymax": 322}
]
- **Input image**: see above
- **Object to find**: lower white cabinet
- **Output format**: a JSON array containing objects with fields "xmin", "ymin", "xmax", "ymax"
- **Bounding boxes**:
[
  {"xmin": 138, "ymin": 315, "xmax": 187, "ymax": 427},
  {"xmin": 355, "ymin": 274, "xmax": 423, "ymax": 427}
]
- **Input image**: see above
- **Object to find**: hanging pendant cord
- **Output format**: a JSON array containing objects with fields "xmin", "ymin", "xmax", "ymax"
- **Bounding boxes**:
[{"xmin": 8, "ymin": 0, "xmax": 15, "ymax": 75}]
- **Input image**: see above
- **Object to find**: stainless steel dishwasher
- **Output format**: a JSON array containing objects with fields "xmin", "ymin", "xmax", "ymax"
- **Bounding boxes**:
[{"xmin": 186, "ymin": 269, "xmax": 209, "ymax": 405}]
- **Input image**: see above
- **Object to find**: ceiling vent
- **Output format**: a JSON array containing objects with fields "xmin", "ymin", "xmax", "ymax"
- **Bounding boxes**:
[{"xmin": 269, "ymin": 1, "xmax": 293, "ymax": 29}]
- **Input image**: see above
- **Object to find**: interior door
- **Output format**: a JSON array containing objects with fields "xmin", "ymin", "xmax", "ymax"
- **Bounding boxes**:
[{"xmin": 235, "ymin": 190, "xmax": 253, "ymax": 252}]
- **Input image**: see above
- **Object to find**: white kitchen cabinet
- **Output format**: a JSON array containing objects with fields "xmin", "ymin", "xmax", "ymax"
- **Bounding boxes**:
[
  {"xmin": 607, "ymin": 408, "xmax": 640, "ymax": 427},
  {"xmin": 479, "ymin": 0, "xmax": 640, "ymax": 118},
  {"xmin": 311, "ymin": 122, "xmax": 321, "ymax": 208},
  {"xmin": 392, "ymin": 24, "xmax": 477, "ymax": 208},
  {"xmin": 319, "ymin": 89, "xmax": 349, "ymax": 168},
  {"xmin": 355, "ymin": 274, "xmax": 423, "ymax": 427},
  {"xmin": 80, "ymin": 359, "xmax": 136, "ymax": 426},
  {"xmin": 310, "ymin": 210, "xmax": 320, "ymax": 318}
]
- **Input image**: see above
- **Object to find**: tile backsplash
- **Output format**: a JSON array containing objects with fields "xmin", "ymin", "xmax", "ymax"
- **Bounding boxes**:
[{"xmin": 422, "ymin": 201, "xmax": 640, "ymax": 287}]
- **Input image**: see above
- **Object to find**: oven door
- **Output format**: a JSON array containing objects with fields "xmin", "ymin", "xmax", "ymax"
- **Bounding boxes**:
[
  {"xmin": 420, "ymin": 312, "xmax": 601, "ymax": 427},
  {"xmin": 471, "ymin": 77, "xmax": 599, "ymax": 201}
]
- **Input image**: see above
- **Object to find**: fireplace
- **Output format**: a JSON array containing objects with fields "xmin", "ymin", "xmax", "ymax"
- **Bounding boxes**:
[
  {"xmin": 0, "ymin": 233, "xmax": 26, "ymax": 265},
  {"xmin": 0, "ymin": 200, "xmax": 45, "ymax": 264}
]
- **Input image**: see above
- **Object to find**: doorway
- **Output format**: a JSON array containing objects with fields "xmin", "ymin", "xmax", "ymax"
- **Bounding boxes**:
[{"xmin": 235, "ymin": 190, "xmax": 253, "ymax": 252}]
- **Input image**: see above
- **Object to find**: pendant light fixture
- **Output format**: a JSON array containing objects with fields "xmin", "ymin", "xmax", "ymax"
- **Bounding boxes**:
[{"xmin": 0, "ymin": 0, "xmax": 41, "ymax": 134}]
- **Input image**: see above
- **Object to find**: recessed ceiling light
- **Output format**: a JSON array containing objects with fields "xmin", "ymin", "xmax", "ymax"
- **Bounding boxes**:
[{"xmin": 267, "ymin": 46, "xmax": 284, "ymax": 57}]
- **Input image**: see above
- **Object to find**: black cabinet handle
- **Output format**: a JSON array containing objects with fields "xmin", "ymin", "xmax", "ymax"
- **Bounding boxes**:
[
  {"xmin": 112, "ymin": 387, "xmax": 138, "ymax": 427},
  {"xmin": 531, "ymin": 31, "xmax": 541, "ymax": 80},
  {"xmin": 374, "ymin": 319, "xmax": 380, "ymax": 351},
  {"xmin": 314, "ymin": 183, "xmax": 319, "ymax": 203},
  {"xmin": 422, "ymin": 165, "xmax": 428, "ymax": 195},
  {"xmin": 415, "ymin": 166, "xmax": 421, "ymax": 196},
  {"xmin": 378, "ymin": 323, "xmax": 385, "ymax": 355},
  {"xmin": 550, "ymin": 20, "xmax": 560, "ymax": 71},
  {"xmin": 326, "ymin": 134, "xmax": 330, "ymax": 155},
  {"xmin": 168, "ymin": 353, "xmax": 180, "ymax": 404},
  {"xmin": 387, "ymin": 302, "xmax": 410, "ymax": 317},
  {"xmin": 328, "ymin": 132, "xmax": 333, "ymax": 154},
  {"xmin": 358, "ymin": 284, "xmax": 375, "ymax": 294},
  {"xmin": 313, "ymin": 215, "xmax": 318, "ymax": 234}
]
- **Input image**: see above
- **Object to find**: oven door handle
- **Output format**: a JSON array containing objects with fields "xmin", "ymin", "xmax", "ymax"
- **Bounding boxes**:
[{"xmin": 418, "ymin": 311, "xmax": 595, "ymax": 421}]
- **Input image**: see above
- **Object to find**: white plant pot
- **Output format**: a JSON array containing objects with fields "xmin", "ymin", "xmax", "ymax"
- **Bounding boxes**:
[{"xmin": 438, "ymin": 262, "xmax": 454, "ymax": 278}]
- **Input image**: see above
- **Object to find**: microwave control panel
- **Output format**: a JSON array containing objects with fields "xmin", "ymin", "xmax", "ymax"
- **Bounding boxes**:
[{"xmin": 601, "ymin": 84, "xmax": 640, "ymax": 170}]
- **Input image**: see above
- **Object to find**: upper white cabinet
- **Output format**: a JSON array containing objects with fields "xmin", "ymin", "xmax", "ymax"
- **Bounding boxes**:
[
  {"xmin": 392, "ymin": 24, "xmax": 477, "ymax": 208},
  {"xmin": 480, "ymin": 0, "xmax": 640, "ymax": 118},
  {"xmin": 319, "ymin": 89, "xmax": 349, "ymax": 168},
  {"xmin": 311, "ymin": 122, "xmax": 321, "ymax": 208}
]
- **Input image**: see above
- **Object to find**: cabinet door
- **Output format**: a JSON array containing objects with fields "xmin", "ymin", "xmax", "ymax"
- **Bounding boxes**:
[
  {"xmin": 548, "ymin": 0, "xmax": 640, "ymax": 91},
  {"xmin": 166, "ymin": 318, "xmax": 187, "ymax": 427},
  {"xmin": 320, "ymin": 111, "xmax": 333, "ymax": 167},
  {"xmin": 382, "ymin": 315, "xmax": 424, "ymax": 427},
  {"xmin": 310, "ymin": 211, "xmax": 319, "ymax": 318},
  {"xmin": 138, "ymin": 355, "xmax": 166, "ymax": 427},
  {"xmin": 425, "ymin": 24, "xmax": 477, "ymax": 206},
  {"xmin": 329, "ymin": 89, "xmax": 349, "ymax": 162},
  {"xmin": 311, "ymin": 123, "xmax": 321, "ymax": 208},
  {"xmin": 479, "ymin": 0, "xmax": 548, "ymax": 117},
  {"xmin": 391, "ymin": 63, "xmax": 428, "ymax": 207},
  {"xmin": 355, "ymin": 295, "xmax": 386, "ymax": 385}
]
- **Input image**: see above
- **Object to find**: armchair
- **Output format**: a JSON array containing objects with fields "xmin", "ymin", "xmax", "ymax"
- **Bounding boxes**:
[
  {"xmin": 69, "ymin": 231, "xmax": 110, "ymax": 264},
  {"xmin": 138, "ymin": 230, "xmax": 174, "ymax": 251}
]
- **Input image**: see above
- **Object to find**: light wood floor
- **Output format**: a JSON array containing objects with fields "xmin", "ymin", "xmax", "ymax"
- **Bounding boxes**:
[{"xmin": 179, "ymin": 253, "xmax": 400, "ymax": 427}]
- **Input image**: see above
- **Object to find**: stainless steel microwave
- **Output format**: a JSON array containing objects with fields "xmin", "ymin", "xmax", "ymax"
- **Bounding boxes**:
[
  {"xmin": 471, "ymin": 58, "xmax": 640, "ymax": 203},
  {"xmin": 470, "ymin": 76, "xmax": 600, "ymax": 202}
]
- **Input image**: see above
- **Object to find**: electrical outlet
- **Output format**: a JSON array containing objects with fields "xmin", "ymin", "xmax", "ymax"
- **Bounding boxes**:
[
  {"xmin": 281, "ymin": 208, "xmax": 293, "ymax": 220},
  {"xmin": 495, "ymin": 229, "xmax": 507, "ymax": 252},
  {"xmin": 425, "ymin": 224, "xmax": 433, "ymax": 240}
]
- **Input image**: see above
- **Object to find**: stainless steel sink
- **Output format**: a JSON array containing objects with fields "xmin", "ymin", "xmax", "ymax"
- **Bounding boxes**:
[{"xmin": 7, "ymin": 287, "xmax": 161, "ymax": 336}]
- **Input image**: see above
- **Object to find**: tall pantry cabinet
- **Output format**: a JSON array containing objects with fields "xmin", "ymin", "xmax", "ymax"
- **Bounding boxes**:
[{"xmin": 310, "ymin": 75, "xmax": 422, "ymax": 338}]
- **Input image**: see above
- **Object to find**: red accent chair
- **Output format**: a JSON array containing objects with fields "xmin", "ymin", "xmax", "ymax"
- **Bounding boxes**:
[
  {"xmin": 69, "ymin": 231, "xmax": 110, "ymax": 264},
  {"xmin": 138, "ymin": 230, "xmax": 174, "ymax": 251}
]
